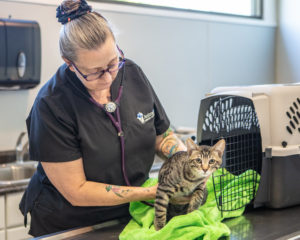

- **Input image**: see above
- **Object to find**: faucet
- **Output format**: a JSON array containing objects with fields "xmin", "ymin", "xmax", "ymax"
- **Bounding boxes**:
[{"xmin": 16, "ymin": 132, "xmax": 29, "ymax": 163}]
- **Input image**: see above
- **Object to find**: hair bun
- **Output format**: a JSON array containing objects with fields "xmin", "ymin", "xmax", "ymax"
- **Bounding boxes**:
[{"xmin": 56, "ymin": 0, "xmax": 92, "ymax": 25}]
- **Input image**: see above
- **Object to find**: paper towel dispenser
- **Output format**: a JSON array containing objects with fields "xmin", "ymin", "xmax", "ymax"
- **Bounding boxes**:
[{"xmin": 0, "ymin": 18, "xmax": 41, "ymax": 89}]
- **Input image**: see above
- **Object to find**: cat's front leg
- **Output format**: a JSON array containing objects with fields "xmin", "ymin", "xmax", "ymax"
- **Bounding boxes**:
[
  {"xmin": 154, "ymin": 185, "xmax": 173, "ymax": 231},
  {"xmin": 187, "ymin": 185, "xmax": 207, "ymax": 213}
]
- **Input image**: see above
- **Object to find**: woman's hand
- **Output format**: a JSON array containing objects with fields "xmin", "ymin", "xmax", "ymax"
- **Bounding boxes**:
[{"xmin": 147, "ymin": 184, "xmax": 158, "ymax": 199}]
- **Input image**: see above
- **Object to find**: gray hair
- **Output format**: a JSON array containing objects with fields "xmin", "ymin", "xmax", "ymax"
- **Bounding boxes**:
[{"xmin": 59, "ymin": 2, "xmax": 115, "ymax": 62}]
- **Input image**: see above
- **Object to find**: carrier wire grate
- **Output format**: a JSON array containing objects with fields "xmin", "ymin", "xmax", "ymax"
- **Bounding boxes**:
[
  {"xmin": 198, "ymin": 96, "xmax": 262, "ymax": 214},
  {"xmin": 212, "ymin": 133, "xmax": 260, "ymax": 212}
]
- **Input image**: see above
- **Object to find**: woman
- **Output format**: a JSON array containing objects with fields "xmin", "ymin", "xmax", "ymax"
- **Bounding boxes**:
[{"xmin": 20, "ymin": 0, "xmax": 186, "ymax": 237}]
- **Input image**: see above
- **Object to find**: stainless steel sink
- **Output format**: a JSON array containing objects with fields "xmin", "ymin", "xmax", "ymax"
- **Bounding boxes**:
[{"xmin": 0, "ymin": 161, "xmax": 38, "ymax": 187}]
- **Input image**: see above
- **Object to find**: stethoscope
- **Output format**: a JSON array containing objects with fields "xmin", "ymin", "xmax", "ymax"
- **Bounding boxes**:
[
  {"xmin": 70, "ymin": 63, "xmax": 153, "ymax": 206},
  {"xmin": 88, "ymin": 64, "xmax": 132, "ymax": 186}
]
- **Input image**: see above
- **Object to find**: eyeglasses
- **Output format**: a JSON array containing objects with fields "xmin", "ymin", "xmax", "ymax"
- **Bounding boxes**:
[{"xmin": 72, "ymin": 46, "xmax": 125, "ymax": 82}]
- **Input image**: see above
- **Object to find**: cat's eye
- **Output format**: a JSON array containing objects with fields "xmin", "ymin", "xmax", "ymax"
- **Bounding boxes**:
[
  {"xmin": 196, "ymin": 158, "xmax": 202, "ymax": 163},
  {"xmin": 209, "ymin": 159, "xmax": 215, "ymax": 164}
]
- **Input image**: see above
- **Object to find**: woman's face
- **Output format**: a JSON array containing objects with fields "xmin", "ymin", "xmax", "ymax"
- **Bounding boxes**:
[{"xmin": 69, "ymin": 35, "xmax": 119, "ymax": 92}]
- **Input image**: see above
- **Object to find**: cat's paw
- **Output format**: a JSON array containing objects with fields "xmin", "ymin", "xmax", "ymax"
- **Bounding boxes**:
[
  {"xmin": 187, "ymin": 208, "xmax": 194, "ymax": 214},
  {"xmin": 154, "ymin": 220, "xmax": 165, "ymax": 231},
  {"xmin": 187, "ymin": 205, "xmax": 199, "ymax": 213}
]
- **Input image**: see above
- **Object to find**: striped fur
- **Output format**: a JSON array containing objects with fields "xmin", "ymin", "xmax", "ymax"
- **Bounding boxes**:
[{"xmin": 154, "ymin": 138, "xmax": 225, "ymax": 230}]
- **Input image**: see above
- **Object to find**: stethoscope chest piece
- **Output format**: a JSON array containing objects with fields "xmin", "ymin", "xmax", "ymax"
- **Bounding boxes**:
[{"xmin": 105, "ymin": 102, "xmax": 117, "ymax": 113}]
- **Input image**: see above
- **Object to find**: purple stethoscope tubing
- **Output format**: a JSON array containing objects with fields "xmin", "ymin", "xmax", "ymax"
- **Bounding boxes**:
[
  {"xmin": 89, "ymin": 66, "xmax": 154, "ymax": 207},
  {"xmin": 89, "ymin": 67, "xmax": 131, "ymax": 186}
]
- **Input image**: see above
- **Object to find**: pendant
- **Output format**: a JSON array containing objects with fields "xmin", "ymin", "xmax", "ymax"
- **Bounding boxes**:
[{"xmin": 105, "ymin": 102, "xmax": 117, "ymax": 113}]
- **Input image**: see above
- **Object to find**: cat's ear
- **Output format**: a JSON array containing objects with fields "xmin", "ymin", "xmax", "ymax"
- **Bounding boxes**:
[
  {"xmin": 186, "ymin": 138, "xmax": 198, "ymax": 155},
  {"xmin": 212, "ymin": 139, "xmax": 226, "ymax": 158}
]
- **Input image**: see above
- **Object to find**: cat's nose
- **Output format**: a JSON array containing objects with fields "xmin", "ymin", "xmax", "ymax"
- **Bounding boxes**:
[{"xmin": 203, "ymin": 168, "xmax": 208, "ymax": 173}]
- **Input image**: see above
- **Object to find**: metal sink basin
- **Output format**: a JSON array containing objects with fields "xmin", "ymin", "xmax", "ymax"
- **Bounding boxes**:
[{"xmin": 0, "ymin": 161, "xmax": 38, "ymax": 187}]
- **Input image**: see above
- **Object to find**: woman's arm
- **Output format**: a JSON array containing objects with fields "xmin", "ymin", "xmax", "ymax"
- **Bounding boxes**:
[
  {"xmin": 41, "ymin": 128, "xmax": 184, "ymax": 207},
  {"xmin": 41, "ymin": 159, "xmax": 157, "ymax": 207},
  {"xmin": 155, "ymin": 128, "xmax": 187, "ymax": 160}
]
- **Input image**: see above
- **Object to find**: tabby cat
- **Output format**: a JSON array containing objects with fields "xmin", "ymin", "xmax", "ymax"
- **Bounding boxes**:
[{"xmin": 154, "ymin": 138, "xmax": 225, "ymax": 230}]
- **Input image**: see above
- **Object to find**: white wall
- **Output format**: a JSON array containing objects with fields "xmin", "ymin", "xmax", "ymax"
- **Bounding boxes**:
[
  {"xmin": 276, "ymin": 0, "xmax": 300, "ymax": 83},
  {"xmin": 0, "ymin": 0, "xmax": 276, "ymax": 150}
]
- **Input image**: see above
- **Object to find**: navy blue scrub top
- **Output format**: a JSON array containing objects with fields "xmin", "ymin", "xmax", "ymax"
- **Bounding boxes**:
[{"xmin": 20, "ymin": 59, "xmax": 170, "ymax": 236}]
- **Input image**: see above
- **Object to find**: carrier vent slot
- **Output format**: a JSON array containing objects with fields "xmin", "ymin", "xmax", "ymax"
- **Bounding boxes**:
[{"xmin": 290, "ymin": 121, "xmax": 296, "ymax": 129}]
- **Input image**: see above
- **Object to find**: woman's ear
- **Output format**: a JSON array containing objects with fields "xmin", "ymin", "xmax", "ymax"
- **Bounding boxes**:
[{"xmin": 62, "ymin": 57, "xmax": 75, "ymax": 72}]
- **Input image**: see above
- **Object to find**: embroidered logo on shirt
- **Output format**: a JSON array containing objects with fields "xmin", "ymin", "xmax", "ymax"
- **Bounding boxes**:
[{"xmin": 137, "ymin": 110, "xmax": 155, "ymax": 124}]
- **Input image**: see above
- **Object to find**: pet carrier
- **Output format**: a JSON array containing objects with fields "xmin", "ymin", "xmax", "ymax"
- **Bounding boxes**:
[{"xmin": 197, "ymin": 83, "xmax": 300, "ymax": 212}]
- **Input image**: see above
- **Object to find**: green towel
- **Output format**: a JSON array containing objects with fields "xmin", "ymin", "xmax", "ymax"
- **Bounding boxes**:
[{"xmin": 120, "ymin": 169, "xmax": 260, "ymax": 240}]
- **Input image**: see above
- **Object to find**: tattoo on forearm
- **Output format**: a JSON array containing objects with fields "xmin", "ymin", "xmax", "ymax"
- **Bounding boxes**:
[
  {"xmin": 105, "ymin": 185, "xmax": 131, "ymax": 198},
  {"xmin": 159, "ymin": 130, "xmax": 187, "ymax": 159},
  {"xmin": 160, "ymin": 138, "xmax": 179, "ymax": 158}
]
